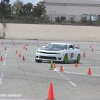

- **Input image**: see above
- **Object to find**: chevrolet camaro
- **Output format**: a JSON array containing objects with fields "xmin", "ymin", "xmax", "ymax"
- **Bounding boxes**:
[{"xmin": 35, "ymin": 43, "xmax": 81, "ymax": 63}]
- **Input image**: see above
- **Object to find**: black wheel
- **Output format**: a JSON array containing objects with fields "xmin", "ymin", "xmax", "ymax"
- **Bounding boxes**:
[
  {"xmin": 77, "ymin": 54, "xmax": 81, "ymax": 63},
  {"xmin": 63, "ymin": 54, "xmax": 68, "ymax": 64}
]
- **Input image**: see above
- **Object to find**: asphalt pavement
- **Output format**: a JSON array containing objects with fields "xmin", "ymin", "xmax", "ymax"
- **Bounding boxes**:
[{"xmin": 0, "ymin": 39, "xmax": 100, "ymax": 100}]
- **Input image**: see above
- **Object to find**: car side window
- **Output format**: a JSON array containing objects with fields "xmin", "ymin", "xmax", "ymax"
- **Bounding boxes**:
[{"xmin": 69, "ymin": 45, "xmax": 73, "ymax": 49}]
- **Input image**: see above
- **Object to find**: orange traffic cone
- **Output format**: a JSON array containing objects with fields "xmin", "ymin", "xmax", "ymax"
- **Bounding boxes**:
[
  {"xmin": 5, "ymin": 47, "xmax": 6, "ymax": 50},
  {"xmin": 46, "ymin": 83, "xmax": 55, "ymax": 100},
  {"xmin": 22, "ymin": 56, "xmax": 25, "ymax": 61},
  {"xmin": 82, "ymin": 52, "xmax": 86, "ymax": 57},
  {"xmin": 23, "ymin": 46, "xmax": 25, "ymax": 49},
  {"xmin": 18, "ymin": 53, "xmax": 21, "ymax": 57},
  {"xmin": 37, "ymin": 40, "xmax": 38, "ymax": 43},
  {"xmin": 2, "ymin": 42, "xmax": 4, "ymax": 45},
  {"xmin": 14, "ymin": 43, "xmax": 15, "ymax": 46},
  {"xmin": 59, "ymin": 65, "xmax": 63, "ymax": 72},
  {"xmin": 16, "ymin": 50, "xmax": 18, "ymax": 54},
  {"xmin": 92, "ymin": 48, "xmax": 94, "ymax": 52},
  {"xmin": 74, "ymin": 62, "xmax": 78, "ymax": 67},
  {"xmin": 44, "ymin": 42, "xmax": 46, "ymax": 44},
  {"xmin": 26, "ymin": 43, "xmax": 28, "ymax": 46},
  {"xmin": 53, "ymin": 62, "xmax": 56, "ymax": 69},
  {"xmin": 87, "ymin": 68, "xmax": 91, "ymax": 75},
  {"xmin": 0, "ymin": 56, "xmax": 3, "ymax": 61},
  {"xmin": 78, "ymin": 44, "xmax": 80, "ymax": 48}
]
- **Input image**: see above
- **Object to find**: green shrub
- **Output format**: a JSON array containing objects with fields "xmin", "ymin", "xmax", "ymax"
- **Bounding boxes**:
[{"xmin": 55, "ymin": 17, "xmax": 61, "ymax": 22}]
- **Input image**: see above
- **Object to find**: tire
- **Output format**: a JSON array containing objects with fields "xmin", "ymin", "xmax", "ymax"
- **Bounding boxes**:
[
  {"xmin": 77, "ymin": 54, "xmax": 81, "ymax": 63},
  {"xmin": 35, "ymin": 60, "xmax": 42, "ymax": 63},
  {"xmin": 63, "ymin": 54, "xmax": 68, "ymax": 64}
]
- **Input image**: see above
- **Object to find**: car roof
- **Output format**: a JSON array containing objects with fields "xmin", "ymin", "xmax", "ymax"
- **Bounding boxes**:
[{"xmin": 50, "ymin": 42, "xmax": 72, "ymax": 45}]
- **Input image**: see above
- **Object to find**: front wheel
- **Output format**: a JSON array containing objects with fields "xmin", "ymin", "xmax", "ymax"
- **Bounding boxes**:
[
  {"xmin": 77, "ymin": 54, "xmax": 81, "ymax": 63},
  {"xmin": 63, "ymin": 54, "xmax": 68, "ymax": 64}
]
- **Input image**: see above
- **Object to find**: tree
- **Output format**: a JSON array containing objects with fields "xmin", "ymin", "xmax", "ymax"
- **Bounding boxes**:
[
  {"xmin": 19, "ymin": 3, "xmax": 33, "ymax": 17},
  {"xmin": 55, "ymin": 17, "xmax": 61, "ymax": 22},
  {"xmin": 26, "ymin": 3, "xmax": 33, "ymax": 16},
  {"xmin": 33, "ymin": 1, "xmax": 46, "ymax": 17},
  {"xmin": 11, "ymin": 0, "xmax": 23, "ymax": 16},
  {"xmin": 19, "ymin": 4, "xmax": 27, "ymax": 16},
  {"xmin": 0, "ymin": 0, "xmax": 11, "ymax": 17}
]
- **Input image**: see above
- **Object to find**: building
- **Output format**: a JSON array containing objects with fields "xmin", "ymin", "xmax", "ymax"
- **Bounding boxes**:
[{"xmin": 43, "ymin": 0, "xmax": 100, "ymax": 21}]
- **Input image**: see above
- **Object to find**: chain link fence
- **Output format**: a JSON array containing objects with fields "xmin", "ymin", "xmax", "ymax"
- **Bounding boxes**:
[{"xmin": 0, "ymin": 14, "xmax": 100, "ymax": 26}]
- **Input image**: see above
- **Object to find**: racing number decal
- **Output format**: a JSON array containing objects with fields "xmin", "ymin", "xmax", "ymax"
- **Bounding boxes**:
[{"xmin": 71, "ymin": 53, "xmax": 74, "ymax": 58}]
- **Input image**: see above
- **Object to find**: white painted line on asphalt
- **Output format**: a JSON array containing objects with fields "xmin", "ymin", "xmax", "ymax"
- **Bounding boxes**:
[
  {"xmin": 69, "ymin": 81, "xmax": 77, "ymax": 87},
  {"xmin": 60, "ymin": 73, "xmax": 69, "ymax": 81},
  {"xmin": 0, "ymin": 78, "xmax": 2, "ymax": 84},
  {"xmin": 1, "ymin": 72, "xmax": 3, "ymax": 78},
  {"xmin": 6, "ymin": 50, "xmax": 8, "ymax": 53},
  {"xmin": 28, "ymin": 49, "xmax": 34, "ymax": 53},
  {"xmin": 25, "ymin": 57, "xmax": 34, "ymax": 59},
  {"xmin": 3, "ymin": 60, "xmax": 6, "ymax": 65},
  {"xmin": 64, "ymin": 71, "xmax": 86, "ymax": 75},
  {"xmin": 0, "ymin": 72, "xmax": 3, "ymax": 85},
  {"xmin": 55, "ymin": 68, "xmax": 100, "ymax": 77},
  {"xmin": 5, "ymin": 54, "xmax": 7, "ymax": 57},
  {"xmin": 54, "ymin": 68, "xmax": 77, "ymax": 87},
  {"xmin": 56, "ymin": 67, "xmax": 100, "ymax": 69},
  {"xmin": 59, "ymin": 72, "xmax": 77, "ymax": 87},
  {"xmin": 3, "ymin": 49, "xmax": 8, "ymax": 65},
  {"xmin": 54, "ymin": 69, "xmax": 58, "ymax": 71},
  {"xmin": 92, "ymin": 74, "xmax": 100, "ymax": 77}
]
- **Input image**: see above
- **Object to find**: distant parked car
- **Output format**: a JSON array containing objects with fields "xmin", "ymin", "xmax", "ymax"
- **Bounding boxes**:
[{"xmin": 35, "ymin": 43, "xmax": 81, "ymax": 63}]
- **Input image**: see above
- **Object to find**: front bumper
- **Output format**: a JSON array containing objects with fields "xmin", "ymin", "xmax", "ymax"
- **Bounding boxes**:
[{"xmin": 35, "ymin": 52, "xmax": 64, "ymax": 62}]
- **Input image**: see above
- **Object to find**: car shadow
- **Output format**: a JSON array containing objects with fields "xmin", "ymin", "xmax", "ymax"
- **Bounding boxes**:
[{"xmin": 42, "ymin": 61, "xmax": 83, "ymax": 65}]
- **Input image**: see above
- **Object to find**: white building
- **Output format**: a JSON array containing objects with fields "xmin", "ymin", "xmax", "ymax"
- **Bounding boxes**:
[{"xmin": 43, "ymin": 0, "xmax": 100, "ymax": 21}]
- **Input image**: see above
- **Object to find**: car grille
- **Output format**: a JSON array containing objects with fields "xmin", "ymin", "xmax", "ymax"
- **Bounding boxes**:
[
  {"xmin": 40, "ymin": 56, "xmax": 56, "ymax": 60},
  {"xmin": 40, "ymin": 52, "xmax": 57, "ymax": 54}
]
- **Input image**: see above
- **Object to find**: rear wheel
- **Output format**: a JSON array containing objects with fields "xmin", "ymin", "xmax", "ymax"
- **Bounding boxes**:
[
  {"xmin": 77, "ymin": 54, "xmax": 81, "ymax": 63},
  {"xmin": 63, "ymin": 54, "xmax": 68, "ymax": 64}
]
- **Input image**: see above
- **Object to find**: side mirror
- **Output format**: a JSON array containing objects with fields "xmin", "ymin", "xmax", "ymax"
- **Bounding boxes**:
[
  {"xmin": 69, "ymin": 48, "xmax": 73, "ymax": 50},
  {"xmin": 43, "ymin": 46, "xmax": 45, "ymax": 48}
]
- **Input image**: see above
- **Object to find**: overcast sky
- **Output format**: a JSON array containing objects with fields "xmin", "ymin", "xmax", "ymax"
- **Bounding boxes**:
[{"xmin": 10, "ymin": 0, "xmax": 43, "ymax": 4}]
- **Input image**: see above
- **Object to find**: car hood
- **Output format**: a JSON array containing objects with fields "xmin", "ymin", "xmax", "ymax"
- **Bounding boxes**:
[
  {"xmin": 36, "ymin": 48, "xmax": 67, "ymax": 54},
  {"xmin": 39, "ymin": 48, "xmax": 64, "ymax": 51}
]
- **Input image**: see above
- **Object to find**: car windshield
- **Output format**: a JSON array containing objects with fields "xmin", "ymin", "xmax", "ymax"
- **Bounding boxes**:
[{"xmin": 45, "ymin": 44, "xmax": 67, "ymax": 50}]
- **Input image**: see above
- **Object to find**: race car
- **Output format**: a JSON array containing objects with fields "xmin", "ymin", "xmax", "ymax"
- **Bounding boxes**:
[{"xmin": 35, "ymin": 43, "xmax": 81, "ymax": 63}]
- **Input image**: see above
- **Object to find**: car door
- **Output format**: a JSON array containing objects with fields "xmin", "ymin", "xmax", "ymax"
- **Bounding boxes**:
[{"xmin": 68, "ymin": 45, "xmax": 75, "ymax": 60}]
